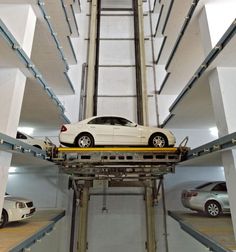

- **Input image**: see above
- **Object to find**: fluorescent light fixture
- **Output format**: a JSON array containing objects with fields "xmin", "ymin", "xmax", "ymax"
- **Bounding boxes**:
[
  {"xmin": 9, "ymin": 167, "xmax": 17, "ymax": 173},
  {"xmin": 209, "ymin": 127, "xmax": 218, "ymax": 138},
  {"xmin": 18, "ymin": 127, "xmax": 34, "ymax": 135}
]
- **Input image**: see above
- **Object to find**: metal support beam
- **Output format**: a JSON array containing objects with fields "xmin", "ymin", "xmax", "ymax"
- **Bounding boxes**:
[
  {"xmin": 77, "ymin": 187, "xmax": 89, "ymax": 252},
  {"xmin": 145, "ymin": 186, "xmax": 156, "ymax": 252},
  {"xmin": 133, "ymin": 0, "xmax": 148, "ymax": 125},
  {"xmin": 85, "ymin": 0, "xmax": 98, "ymax": 118}
]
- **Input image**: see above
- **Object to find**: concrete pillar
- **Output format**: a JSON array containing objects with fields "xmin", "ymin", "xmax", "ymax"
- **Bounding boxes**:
[
  {"xmin": 209, "ymin": 67, "xmax": 236, "ymax": 236},
  {"xmin": 198, "ymin": 0, "xmax": 236, "ymax": 55},
  {"xmin": 198, "ymin": 1, "xmax": 236, "ymax": 237},
  {"xmin": 0, "ymin": 4, "xmax": 36, "ymax": 57},
  {"xmin": 0, "ymin": 68, "xmax": 26, "ymax": 214},
  {"xmin": 0, "ymin": 5, "xmax": 36, "ymax": 214}
]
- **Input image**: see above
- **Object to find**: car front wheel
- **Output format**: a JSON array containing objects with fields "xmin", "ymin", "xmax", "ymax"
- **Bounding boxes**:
[
  {"xmin": 75, "ymin": 133, "xmax": 94, "ymax": 148},
  {"xmin": 0, "ymin": 210, "xmax": 8, "ymax": 228},
  {"xmin": 205, "ymin": 201, "xmax": 221, "ymax": 217},
  {"xmin": 149, "ymin": 133, "xmax": 168, "ymax": 148}
]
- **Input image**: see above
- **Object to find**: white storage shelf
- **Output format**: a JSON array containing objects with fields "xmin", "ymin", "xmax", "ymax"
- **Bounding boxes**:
[
  {"xmin": 0, "ymin": 19, "xmax": 69, "ymax": 131},
  {"xmin": 0, "ymin": 0, "xmax": 76, "ymax": 94},
  {"xmin": 162, "ymin": 22, "xmax": 236, "ymax": 129},
  {"xmin": 155, "ymin": 0, "xmax": 193, "ymax": 65}
]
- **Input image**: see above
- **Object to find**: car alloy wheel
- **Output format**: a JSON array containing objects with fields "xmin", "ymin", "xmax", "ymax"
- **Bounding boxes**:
[
  {"xmin": 150, "ymin": 134, "xmax": 167, "ymax": 148},
  {"xmin": 205, "ymin": 201, "xmax": 221, "ymax": 217},
  {"xmin": 77, "ymin": 134, "xmax": 93, "ymax": 148}
]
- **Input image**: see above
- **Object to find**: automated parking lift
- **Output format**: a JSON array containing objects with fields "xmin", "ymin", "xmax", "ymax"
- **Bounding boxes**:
[
  {"xmin": 1, "ymin": 131, "xmax": 236, "ymax": 251},
  {"xmin": 52, "ymin": 142, "xmax": 189, "ymax": 252},
  {"xmin": 51, "ymin": 132, "xmax": 236, "ymax": 252}
]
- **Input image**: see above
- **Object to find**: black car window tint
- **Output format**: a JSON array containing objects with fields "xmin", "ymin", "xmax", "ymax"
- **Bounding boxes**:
[
  {"xmin": 103, "ymin": 117, "xmax": 113, "ymax": 125},
  {"xmin": 113, "ymin": 118, "xmax": 122, "ymax": 126},
  {"xmin": 114, "ymin": 117, "xmax": 131, "ymax": 126},
  {"xmin": 88, "ymin": 117, "xmax": 103, "ymax": 125},
  {"xmin": 212, "ymin": 183, "xmax": 227, "ymax": 192},
  {"xmin": 195, "ymin": 182, "xmax": 213, "ymax": 189},
  {"xmin": 16, "ymin": 132, "xmax": 27, "ymax": 139}
]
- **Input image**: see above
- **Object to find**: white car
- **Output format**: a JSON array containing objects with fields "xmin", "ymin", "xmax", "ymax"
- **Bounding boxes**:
[
  {"xmin": 59, "ymin": 116, "xmax": 176, "ymax": 148},
  {"xmin": 0, "ymin": 194, "xmax": 36, "ymax": 228},
  {"xmin": 181, "ymin": 181, "xmax": 230, "ymax": 217},
  {"xmin": 16, "ymin": 131, "xmax": 54, "ymax": 151}
]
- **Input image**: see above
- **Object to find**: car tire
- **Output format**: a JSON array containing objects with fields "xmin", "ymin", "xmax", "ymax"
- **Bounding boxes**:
[
  {"xmin": 149, "ymin": 133, "xmax": 168, "ymax": 148},
  {"xmin": 0, "ymin": 210, "xmax": 8, "ymax": 228},
  {"xmin": 75, "ymin": 133, "xmax": 94, "ymax": 148},
  {"xmin": 205, "ymin": 201, "xmax": 221, "ymax": 217}
]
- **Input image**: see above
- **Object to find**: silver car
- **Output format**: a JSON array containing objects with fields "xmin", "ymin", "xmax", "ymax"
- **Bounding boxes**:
[{"xmin": 181, "ymin": 181, "xmax": 230, "ymax": 217}]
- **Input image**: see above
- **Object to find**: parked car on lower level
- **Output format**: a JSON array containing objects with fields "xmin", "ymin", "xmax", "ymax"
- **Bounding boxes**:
[
  {"xmin": 59, "ymin": 116, "xmax": 176, "ymax": 148},
  {"xmin": 181, "ymin": 181, "xmax": 230, "ymax": 217},
  {"xmin": 16, "ymin": 131, "xmax": 54, "ymax": 151},
  {"xmin": 0, "ymin": 194, "xmax": 36, "ymax": 228}
]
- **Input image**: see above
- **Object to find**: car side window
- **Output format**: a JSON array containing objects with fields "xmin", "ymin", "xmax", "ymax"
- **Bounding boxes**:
[
  {"xmin": 88, "ymin": 117, "xmax": 112, "ymax": 125},
  {"xmin": 16, "ymin": 132, "xmax": 27, "ymax": 139},
  {"xmin": 113, "ymin": 117, "xmax": 132, "ymax": 127},
  {"xmin": 212, "ymin": 183, "xmax": 227, "ymax": 192}
]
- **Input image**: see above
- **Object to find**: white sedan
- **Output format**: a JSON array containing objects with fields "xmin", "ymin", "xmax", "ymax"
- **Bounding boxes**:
[
  {"xmin": 0, "ymin": 194, "xmax": 36, "ymax": 228},
  {"xmin": 16, "ymin": 131, "xmax": 54, "ymax": 151},
  {"xmin": 59, "ymin": 116, "xmax": 176, "ymax": 148}
]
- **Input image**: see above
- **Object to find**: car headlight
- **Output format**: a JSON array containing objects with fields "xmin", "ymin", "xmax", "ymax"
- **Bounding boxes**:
[{"xmin": 16, "ymin": 201, "xmax": 26, "ymax": 208}]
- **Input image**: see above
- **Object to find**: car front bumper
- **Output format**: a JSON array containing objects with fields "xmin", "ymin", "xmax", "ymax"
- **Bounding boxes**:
[{"xmin": 8, "ymin": 207, "xmax": 36, "ymax": 222}]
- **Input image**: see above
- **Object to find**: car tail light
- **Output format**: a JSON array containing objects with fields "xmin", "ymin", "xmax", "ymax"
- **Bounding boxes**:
[
  {"xmin": 182, "ymin": 191, "xmax": 198, "ymax": 198},
  {"xmin": 61, "ymin": 125, "xmax": 67, "ymax": 132}
]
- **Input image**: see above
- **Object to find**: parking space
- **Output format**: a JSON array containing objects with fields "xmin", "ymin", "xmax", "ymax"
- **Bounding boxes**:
[
  {"xmin": 169, "ymin": 211, "xmax": 236, "ymax": 252},
  {"xmin": 0, "ymin": 209, "xmax": 65, "ymax": 252}
]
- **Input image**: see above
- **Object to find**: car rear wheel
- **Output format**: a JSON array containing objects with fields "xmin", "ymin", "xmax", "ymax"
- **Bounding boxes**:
[
  {"xmin": 205, "ymin": 201, "xmax": 221, "ymax": 217},
  {"xmin": 75, "ymin": 133, "xmax": 94, "ymax": 148},
  {"xmin": 0, "ymin": 210, "xmax": 8, "ymax": 228},
  {"xmin": 149, "ymin": 133, "xmax": 168, "ymax": 148}
]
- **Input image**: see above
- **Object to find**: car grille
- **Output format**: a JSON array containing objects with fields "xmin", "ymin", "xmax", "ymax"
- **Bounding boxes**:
[{"xmin": 26, "ymin": 201, "xmax": 33, "ymax": 208}]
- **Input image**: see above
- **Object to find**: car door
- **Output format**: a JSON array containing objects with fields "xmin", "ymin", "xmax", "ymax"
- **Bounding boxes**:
[
  {"xmin": 87, "ymin": 117, "xmax": 114, "ymax": 144},
  {"xmin": 211, "ymin": 182, "xmax": 230, "ymax": 212},
  {"xmin": 112, "ymin": 117, "xmax": 142, "ymax": 145}
]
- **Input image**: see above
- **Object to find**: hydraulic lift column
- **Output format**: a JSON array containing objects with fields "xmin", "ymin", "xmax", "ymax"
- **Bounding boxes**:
[
  {"xmin": 77, "ymin": 186, "xmax": 89, "ymax": 252},
  {"xmin": 145, "ymin": 185, "xmax": 156, "ymax": 252}
]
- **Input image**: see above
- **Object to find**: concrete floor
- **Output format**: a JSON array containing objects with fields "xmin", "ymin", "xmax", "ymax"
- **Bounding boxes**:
[{"xmin": 169, "ymin": 211, "xmax": 236, "ymax": 252}]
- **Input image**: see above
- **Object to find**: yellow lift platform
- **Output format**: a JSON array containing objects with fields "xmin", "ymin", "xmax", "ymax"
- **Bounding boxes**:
[{"xmin": 51, "ymin": 144, "xmax": 189, "ymax": 181}]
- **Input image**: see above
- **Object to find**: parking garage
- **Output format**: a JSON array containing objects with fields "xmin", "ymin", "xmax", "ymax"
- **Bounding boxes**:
[{"xmin": 0, "ymin": 1, "xmax": 236, "ymax": 252}]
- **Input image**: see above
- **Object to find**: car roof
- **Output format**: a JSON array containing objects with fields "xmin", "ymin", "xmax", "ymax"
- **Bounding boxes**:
[{"xmin": 195, "ymin": 181, "xmax": 226, "ymax": 190}]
